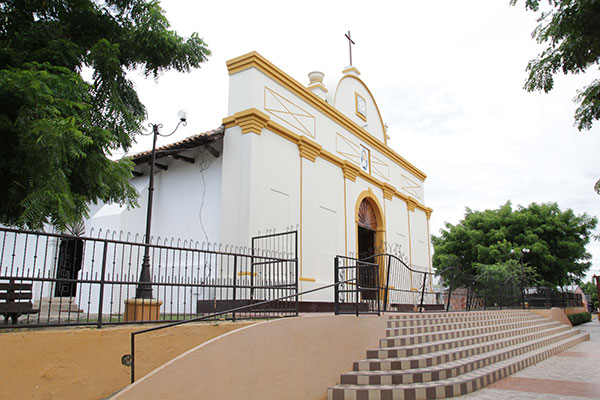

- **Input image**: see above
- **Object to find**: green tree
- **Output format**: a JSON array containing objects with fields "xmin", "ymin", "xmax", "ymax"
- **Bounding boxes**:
[
  {"xmin": 0, "ymin": 0, "xmax": 210, "ymax": 230},
  {"xmin": 432, "ymin": 202, "xmax": 597, "ymax": 288},
  {"xmin": 510, "ymin": 0, "xmax": 600, "ymax": 131},
  {"xmin": 510, "ymin": 1, "xmax": 600, "ymax": 193},
  {"xmin": 580, "ymin": 280, "xmax": 598, "ymax": 308}
]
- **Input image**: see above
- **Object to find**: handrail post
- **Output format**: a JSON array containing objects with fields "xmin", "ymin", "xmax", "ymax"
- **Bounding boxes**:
[
  {"xmin": 383, "ymin": 254, "xmax": 392, "ymax": 312},
  {"xmin": 446, "ymin": 285, "xmax": 452, "ymax": 312},
  {"xmin": 295, "ymin": 231, "xmax": 299, "ymax": 316},
  {"xmin": 250, "ymin": 238, "xmax": 255, "ymax": 301},
  {"xmin": 355, "ymin": 261, "xmax": 359, "ymax": 317},
  {"xmin": 232, "ymin": 255, "xmax": 237, "ymax": 321},
  {"xmin": 334, "ymin": 256, "xmax": 339, "ymax": 315},
  {"xmin": 376, "ymin": 259, "xmax": 380, "ymax": 316},
  {"xmin": 130, "ymin": 332, "xmax": 136, "ymax": 383},
  {"xmin": 419, "ymin": 273, "xmax": 427, "ymax": 313},
  {"xmin": 97, "ymin": 241, "xmax": 108, "ymax": 328}
]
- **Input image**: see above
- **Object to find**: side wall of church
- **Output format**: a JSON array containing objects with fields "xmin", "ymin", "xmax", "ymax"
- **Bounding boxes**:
[{"xmin": 86, "ymin": 148, "xmax": 223, "ymax": 246}]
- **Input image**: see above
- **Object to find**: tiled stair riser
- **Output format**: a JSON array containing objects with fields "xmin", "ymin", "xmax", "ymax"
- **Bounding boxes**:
[
  {"xmin": 371, "ymin": 321, "xmax": 561, "ymax": 359},
  {"xmin": 387, "ymin": 311, "xmax": 533, "ymax": 320},
  {"xmin": 327, "ymin": 311, "xmax": 589, "ymax": 400},
  {"xmin": 386, "ymin": 316, "xmax": 545, "ymax": 336},
  {"xmin": 381, "ymin": 317, "xmax": 550, "ymax": 348},
  {"xmin": 344, "ymin": 327, "xmax": 577, "ymax": 384},
  {"xmin": 386, "ymin": 314, "xmax": 543, "ymax": 328}
]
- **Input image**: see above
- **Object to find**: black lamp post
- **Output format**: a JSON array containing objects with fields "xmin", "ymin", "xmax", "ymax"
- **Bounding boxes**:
[{"xmin": 135, "ymin": 111, "xmax": 187, "ymax": 299}]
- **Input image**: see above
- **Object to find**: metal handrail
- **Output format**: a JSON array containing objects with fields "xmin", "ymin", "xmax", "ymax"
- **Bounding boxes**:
[{"xmin": 129, "ymin": 277, "xmax": 357, "ymax": 383}]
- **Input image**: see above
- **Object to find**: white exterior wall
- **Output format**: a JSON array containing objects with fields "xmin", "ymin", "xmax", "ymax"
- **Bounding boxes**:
[
  {"xmin": 301, "ymin": 157, "xmax": 345, "ymax": 300},
  {"xmin": 222, "ymin": 54, "xmax": 432, "ymax": 304},
  {"xmin": 86, "ymin": 146, "xmax": 223, "ymax": 246}
]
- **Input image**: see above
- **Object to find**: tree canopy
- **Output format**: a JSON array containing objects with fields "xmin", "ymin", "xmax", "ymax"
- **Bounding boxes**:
[
  {"xmin": 580, "ymin": 280, "xmax": 598, "ymax": 308},
  {"xmin": 510, "ymin": 0, "xmax": 600, "ymax": 131},
  {"xmin": 0, "ymin": 0, "xmax": 210, "ymax": 230},
  {"xmin": 432, "ymin": 202, "xmax": 597, "ymax": 288}
]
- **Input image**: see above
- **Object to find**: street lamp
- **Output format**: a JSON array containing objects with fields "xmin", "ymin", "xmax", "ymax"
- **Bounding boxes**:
[{"xmin": 135, "ymin": 111, "xmax": 188, "ymax": 299}]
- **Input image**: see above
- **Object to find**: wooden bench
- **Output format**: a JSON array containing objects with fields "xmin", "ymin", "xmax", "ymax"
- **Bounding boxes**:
[{"xmin": 0, "ymin": 279, "xmax": 39, "ymax": 324}]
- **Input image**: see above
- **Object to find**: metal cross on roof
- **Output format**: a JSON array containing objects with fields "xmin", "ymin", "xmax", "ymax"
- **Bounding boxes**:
[{"xmin": 345, "ymin": 31, "xmax": 355, "ymax": 66}]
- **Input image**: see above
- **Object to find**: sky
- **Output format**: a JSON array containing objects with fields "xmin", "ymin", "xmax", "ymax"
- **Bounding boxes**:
[{"xmin": 125, "ymin": 0, "xmax": 600, "ymax": 281}]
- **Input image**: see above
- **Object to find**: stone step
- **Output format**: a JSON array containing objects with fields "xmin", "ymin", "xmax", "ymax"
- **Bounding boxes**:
[
  {"xmin": 328, "ymin": 331, "xmax": 589, "ymax": 399},
  {"xmin": 347, "ymin": 323, "xmax": 573, "ymax": 382},
  {"xmin": 369, "ymin": 320, "xmax": 561, "ymax": 359},
  {"xmin": 386, "ymin": 310, "xmax": 533, "ymax": 320},
  {"xmin": 386, "ymin": 312, "xmax": 543, "ymax": 328},
  {"xmin": 380, "ymin": 316, "xmax": 550, "ymax": 348},
  {"xmin": 385, "ymin": 314, "xmax": 543, "ymax": 336}
]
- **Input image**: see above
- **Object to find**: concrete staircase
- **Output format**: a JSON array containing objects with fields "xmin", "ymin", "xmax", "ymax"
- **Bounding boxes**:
[{"xmin": 328, "ymin": 310, "xmax": 589, "ymax": 399}]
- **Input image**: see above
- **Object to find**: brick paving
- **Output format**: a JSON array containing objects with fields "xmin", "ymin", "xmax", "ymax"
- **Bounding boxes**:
[{"xmin": 455, "ymin": 319, "xmax": 600, "ymax": 399}]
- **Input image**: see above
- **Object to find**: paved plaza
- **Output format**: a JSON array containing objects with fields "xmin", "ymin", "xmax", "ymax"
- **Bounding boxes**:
[{"xmin": 456, "ymin": 317, "xmax": 600, "ymax": 399}]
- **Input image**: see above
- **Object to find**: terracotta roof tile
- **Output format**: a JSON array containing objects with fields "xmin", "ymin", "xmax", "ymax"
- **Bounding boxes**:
[{"xmin": 129, "ymin": 126, "xmax": 224, "ymax": 164}]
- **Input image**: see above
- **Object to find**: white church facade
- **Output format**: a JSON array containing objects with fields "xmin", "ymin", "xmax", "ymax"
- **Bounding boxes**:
[{"xmin": 87, "ymin": 51, "xmax": 433, "ymax": 303}]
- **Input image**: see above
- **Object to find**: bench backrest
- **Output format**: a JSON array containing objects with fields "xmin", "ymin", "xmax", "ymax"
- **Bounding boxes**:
[{"xmin": 0, "ymin": 281, "xmax": 33, "ymax": 302}]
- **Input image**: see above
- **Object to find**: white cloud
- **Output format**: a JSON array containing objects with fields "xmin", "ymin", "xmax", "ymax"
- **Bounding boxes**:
[{"xmin": 128, "ymin": 0, "xmax": 600, "ymax": 281}]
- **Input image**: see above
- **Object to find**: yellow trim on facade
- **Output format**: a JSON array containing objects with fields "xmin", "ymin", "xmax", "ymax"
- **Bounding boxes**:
[
  {"xmin": 299, "ymin": 156, "xmax": 303, "ymax": 285},
  {"xmin": 299, "ymin": 277, "xmax": 316, "ymax": 282},
  {"xmin": 382, "ymin": 183, "xmax": 395, "ymax": 200},
  {"xmin": 307, "ymin": 82, "xmax": 328, "ymax": 93},
  {"xmin": 237, "ymin": 271, "xmax": 257, "ymax": 277},
  {"xmin": 406, "ymin": 197, "xmax": 418, "ymax": 213},
  {"xmin": 427, "ymin": 216, "xmax": 433, "ymax": 290},
  {"xmin": 407, "ymin": 203, "xmax": 414, "ymax": 286},
  {"xmin": 344, "ymin": 178, "xmax": 348, "ymax": 257},
  {"xmin": 223, "ymin": 108, "xmax": 270, "ymax": 135},
  {"xmin": 297, "ymin": 136, "xmax": 322, "ymax": 162},
  {"xmin": 342, "ymin": 66, "xmax": 361, "ymax": 75},
  {"xmin": 341, "ymin": 160, "xmax": 360, "ymax": 181},
  {"xmin": 226, "ymin": 52, "xmax": 426, "ymax": 181},
  {"xmin": 222, "ymin": 109, "xmax": 433, "ymax": 215}
]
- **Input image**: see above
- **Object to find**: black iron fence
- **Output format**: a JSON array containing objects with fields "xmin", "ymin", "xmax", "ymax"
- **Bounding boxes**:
[
  {"xmin": 443, "ymin": 275, "xmax": 584, "ymax": 311},
  {"xmin": 0, "ymin": 227, "xmax": 298, "ymax": 328},
  {"xmin": 334, "ymin": 255, "xmax": 380, "ymax": 315},
  {"xmin": 334, "ymin": 253, "xmax": 440, "ymax": 315}
]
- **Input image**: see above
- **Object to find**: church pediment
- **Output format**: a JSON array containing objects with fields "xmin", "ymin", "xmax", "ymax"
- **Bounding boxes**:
[{"xmin": 333, "ymin": 68, "xmax": 387, "ymax": 144}]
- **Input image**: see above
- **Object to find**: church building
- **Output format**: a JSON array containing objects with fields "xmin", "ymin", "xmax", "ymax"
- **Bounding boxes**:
[{"xmin": 87, "ymin": 51, "xmax": 433, "ymax": 303}]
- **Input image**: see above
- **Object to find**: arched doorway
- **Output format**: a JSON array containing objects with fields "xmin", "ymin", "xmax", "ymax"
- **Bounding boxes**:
[
  {"xmin": 355, "ymin": 193, "xmax": 385, "ymax": 300},
  {"xmin": 357, "ymin": 199, "xmax": 377, "ymax": 258}
]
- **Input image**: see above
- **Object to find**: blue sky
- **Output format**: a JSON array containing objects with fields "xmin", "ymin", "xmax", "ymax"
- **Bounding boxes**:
[{"xmin": 126, "ymin": 0, "xmax": 600, "ymax": 281}]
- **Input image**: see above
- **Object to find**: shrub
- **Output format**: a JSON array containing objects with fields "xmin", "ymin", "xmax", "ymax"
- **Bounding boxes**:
[{"xmin": 567, "ymin": 312, "xmax": 592, "ymax": 326}]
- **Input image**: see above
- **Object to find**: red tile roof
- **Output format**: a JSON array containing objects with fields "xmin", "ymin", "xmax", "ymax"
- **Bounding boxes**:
[{"xmin": 129, "ymin": 126, "xmax": 224, "ymax": 164}]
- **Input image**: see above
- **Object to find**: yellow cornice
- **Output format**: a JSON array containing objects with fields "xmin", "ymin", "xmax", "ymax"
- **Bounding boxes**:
[
  {"xmin": 342, "ymin": 160, "xmax": 360, "ymax": 181},
  {"xmin": 296, "ymin": 136, "xmax": 322, "ymax": 162},
  {"xmin": 342, "ymin": 66, "xmax": 361, "ymax": 75},
  {"xmin": 407, "ymin": 197, "xmax": 418, "ymax": 212},
  {"xmin": 424, "ymin": 207, "xmax": 433, "ymax": 220},
  {"xmin": 307, "ymin": 82, "xmax": 328, "ymax": 93},
  {"xmin": 225, "ymin": 51, "xmax": 427, "ymax": 181},
  {"xmin": 222, "ymin": 108, "xmax": 270, "ymax": 135},
  {"xmin": 382, "ymin": 183, "xmax": 395, "ymax": 200},
  {"xmin": 223, "ymin": 108, "xmax": 432, "ymax": 214}
]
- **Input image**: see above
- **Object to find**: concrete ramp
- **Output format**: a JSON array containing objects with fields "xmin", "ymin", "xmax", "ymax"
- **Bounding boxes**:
[{"xmin": 114, "ymin": 314, "xmax": 387, "ymax": 400}]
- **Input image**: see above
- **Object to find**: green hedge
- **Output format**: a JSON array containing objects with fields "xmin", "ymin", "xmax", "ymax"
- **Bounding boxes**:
[{"xmin": 567, "ymin": 312, "xmax": 591, "ymax": 326}]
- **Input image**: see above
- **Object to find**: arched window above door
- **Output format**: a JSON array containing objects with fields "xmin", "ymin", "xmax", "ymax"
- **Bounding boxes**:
[{"xmin": 358, "ymin": 199, "xmax": 377, "ymax": 231}]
